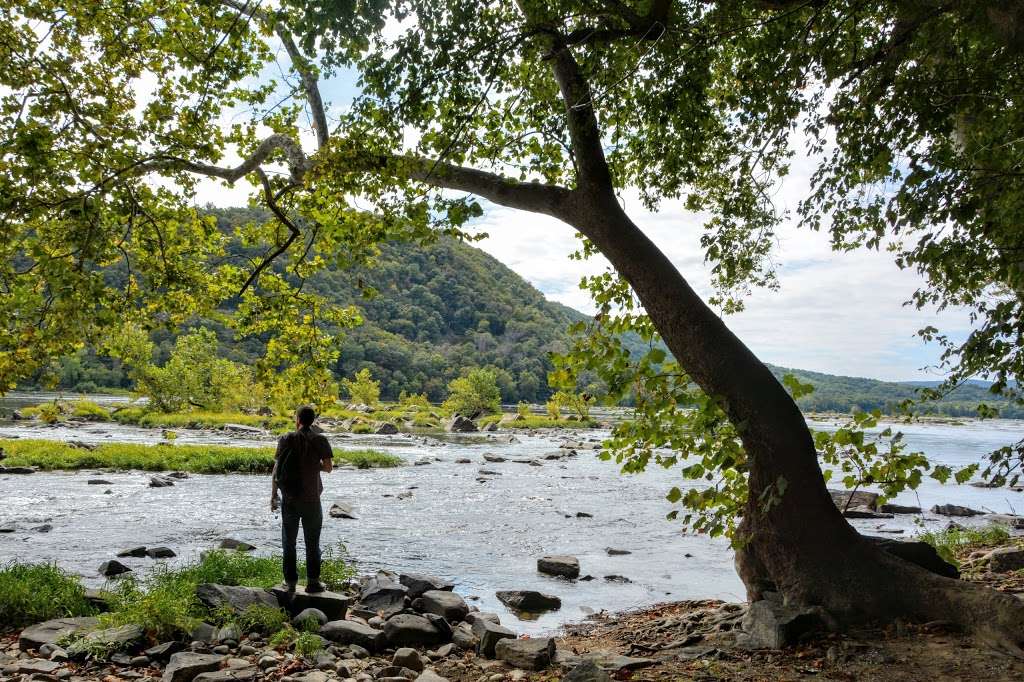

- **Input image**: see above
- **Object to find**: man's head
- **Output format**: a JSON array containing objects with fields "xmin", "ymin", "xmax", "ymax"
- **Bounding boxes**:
[{"xmin": 295, "ymin": 405, "xmax": 316, "ymax": 429}]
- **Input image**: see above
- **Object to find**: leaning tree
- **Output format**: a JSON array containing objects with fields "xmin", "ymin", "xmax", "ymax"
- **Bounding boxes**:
[{"xmin": 3, "ymin": 0, "xmax": 1023, "ymax": 650}]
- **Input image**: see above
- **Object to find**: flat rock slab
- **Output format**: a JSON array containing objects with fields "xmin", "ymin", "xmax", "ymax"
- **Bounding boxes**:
[
  {"xmin": 495, "ymin": 637, "xmax": 555, "ymax": 670},
  {"xmin": 163, "ymin": 653, "xmax": 226, "ymax": 682},
  {"xmin": 20, "ymin": 616, "xmax": 99, "ymax": 651},
  {"xmin": 556, "ymin": 651, "xmax": 657, "ymax": 672},
  {"xmin": 931, "ymin": 504, "xmax": 984, "ymax": 517},
  {"xmin": 271, "ymin": 585, "xmax": 350, "ymax": 621},
  {"xmin": 194, "ymin": 666, "xmax": 259, "ymax": 682},
  {"xmin": 197, "ymin": 584, "xmax": 278, "ymax": 614},
  {"xmin": 400, "ymin": 573, "xmax": 454, "ymax": 598},
  {"xmin": 14, "ymin": 659, "xmax": 62, "ymax": 675},
  {"xmin": 320, "ymin": 620, "xmax": 386, "ymax": 652},
  {"xmin": 562, "ymin": 661, "xmax": 613, "ymax": 682},
  {"xmin": 537, "ymin": 555, "xmax": 580, "ymax": 579}
]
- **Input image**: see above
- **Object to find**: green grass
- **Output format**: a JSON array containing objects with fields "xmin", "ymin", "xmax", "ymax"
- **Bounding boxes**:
[
  {"xmin": 4, "ymin": 547, "xmax": 355, "ymax": 642},
  {"xmin": 918, "ymin": 524, "xmax": 1011, "ymax": 567},
  {"xmin": 477, "ymin": 414, "xmax": 598, "ymax": 429},
  {"xmin": 112, "ymin": 408, "xmax": 289, "ymax": 431},
  {"xmin": 293, "ymin": 630, "xmax": 324, "ymax": 658},
  {"xmin": 0, "ymin": 439, "xmax": 403, "ymax": 472},
  {"xmin": 0, "ymin": 561, "xmax": 97, "ymax": 627}
]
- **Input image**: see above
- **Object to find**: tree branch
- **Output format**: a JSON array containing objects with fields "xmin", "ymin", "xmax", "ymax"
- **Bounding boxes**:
[
  {"xmin": 237, "ymin": 170, "xmax": 301, "ymax": 295},
  {"xmin": 132, "ymin": 133, "xmax": 310, "ymax": 185},
  {"xmin": 220, "ymin": 0, "xmax": 329, "ymax": 149}
]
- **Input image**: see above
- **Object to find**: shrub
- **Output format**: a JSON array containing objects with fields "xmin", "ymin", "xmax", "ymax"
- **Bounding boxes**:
[
  {"xmin": 342, "ymin": 368, "xmax": 381, "ymax": 407},
  {"xmin": 0, "ymin": 561, "xmax": 96, "ymax": 627},
  {"xmin": 70, "ymin": 398, "xmax": 111, "ymax": 421},
  {"xmin": 100, "ymin": 571, "xmax": 199, "ymax": 641},
  {"xmin": 399, "ymin": 391, "xmax": 432, "ymax": 409},
  {"xmin": 293, "ymin": 630, "xmax": 324, "ymax": 658},
  {"xmin": 516, "ymin": 401, "xmax": 531, "ymax": 417},
  {"xmin": 544, "ymin": 399, "xmax": 560, "ymax": 419},
  {"xmin": 442, "ymin": 367, "xmax": 501, "ymax": 417}
]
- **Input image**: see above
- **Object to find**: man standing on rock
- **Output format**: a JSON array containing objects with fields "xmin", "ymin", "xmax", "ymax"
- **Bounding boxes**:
[{"xmin": 271, "ymin": 405, "xmax": 333, "ymax": 593}]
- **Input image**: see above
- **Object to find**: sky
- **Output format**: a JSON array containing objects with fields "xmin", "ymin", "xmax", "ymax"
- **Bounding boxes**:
[{"xmin": 185, "ymin": 40, "xmax": 971, "ymax": 385}]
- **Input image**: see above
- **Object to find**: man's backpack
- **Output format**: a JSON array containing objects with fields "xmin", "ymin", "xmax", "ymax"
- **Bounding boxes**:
[{"xmin": 276, "ymin": 431, "xmax": 309, "ymax": 498}]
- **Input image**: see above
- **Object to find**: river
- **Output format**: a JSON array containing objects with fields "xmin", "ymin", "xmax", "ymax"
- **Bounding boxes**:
[{"xmin": 1, "ymin": 392, "xmax": 1022, "ymax": 635}]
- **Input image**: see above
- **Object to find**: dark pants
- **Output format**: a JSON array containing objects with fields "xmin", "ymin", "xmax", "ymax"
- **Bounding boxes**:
[{"xmin": 281, "ymin": 497, "xmax": 322, "ymax": 584}]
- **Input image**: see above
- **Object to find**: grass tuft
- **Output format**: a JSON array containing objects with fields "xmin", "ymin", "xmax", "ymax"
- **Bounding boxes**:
[
  {"xmin": 0, "ymin": 561, "xmax": 97, "ymax": 627},
  {"xmin": 918, "ymin": 524, "xmax": 1011, "ymax": 567}
]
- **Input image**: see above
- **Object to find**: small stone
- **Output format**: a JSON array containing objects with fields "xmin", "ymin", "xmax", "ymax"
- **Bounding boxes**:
[
  {"xmin": 130, "ymin": 655, "xmax": 150, "ymax": 667},
  {"xmin": 213, "ymin": 645, "xmax": 230, "ymax": 655},
  {"xmin": 162, "ymin": 652, "xmax": 225, "ymax": 682},
  {"xmin": 392, "ymin": 648, "xmax": 427, "ymax": 673},
  {"xmin": 562, "ymin": 661, "xmax": 612, "ymax": 682}
]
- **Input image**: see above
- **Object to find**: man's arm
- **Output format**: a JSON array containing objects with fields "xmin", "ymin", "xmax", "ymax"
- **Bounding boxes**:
[
  {"xmin": 271, "ymin": 436, "xmax": 284, "ymax": 511},
  {"xmin": 321, "ymin": 440, "xmax": 333, "ymax": 473}
]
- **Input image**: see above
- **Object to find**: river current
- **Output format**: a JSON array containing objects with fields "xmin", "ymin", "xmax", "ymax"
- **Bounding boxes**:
[{"xmin": 1, "ymin": 393, "xmax": 1022, "ymax": 634}]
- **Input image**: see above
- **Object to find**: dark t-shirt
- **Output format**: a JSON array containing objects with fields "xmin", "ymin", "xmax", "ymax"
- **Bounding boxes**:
[{"xmin": 275, "ymin": 427, "xmax": 333, "ymax": 503}]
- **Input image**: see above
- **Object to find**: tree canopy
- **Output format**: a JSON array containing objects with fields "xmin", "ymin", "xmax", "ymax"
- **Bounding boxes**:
[{"xmin": 4, "ymin": 0, "xmax": 1024, "ymax": 641}]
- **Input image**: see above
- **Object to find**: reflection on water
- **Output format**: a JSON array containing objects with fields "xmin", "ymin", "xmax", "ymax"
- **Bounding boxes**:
[{"xmin": 0, "ymin": 393, "xmax": 1022, "ymax": 635}]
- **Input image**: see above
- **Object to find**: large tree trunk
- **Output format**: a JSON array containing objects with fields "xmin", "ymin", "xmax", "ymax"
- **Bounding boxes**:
[{"xmin": 566, "ymin": 191, "xmax": 1024, "ymax": 653}]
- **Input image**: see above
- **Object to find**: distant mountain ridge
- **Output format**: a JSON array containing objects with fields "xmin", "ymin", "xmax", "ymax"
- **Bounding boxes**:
[{"xmin": 39, "ymin": 207, "xmax": 1021, "ymax": 417}]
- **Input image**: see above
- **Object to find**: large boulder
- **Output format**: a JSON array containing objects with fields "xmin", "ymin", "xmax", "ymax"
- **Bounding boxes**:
[
  {"xmin": 445, "ymin": 415, "xmax": 477, "ymax": 433},
  {"xmin": 399, "ymin": 573, "xmax": 454, "ymax": 599},
  {"xmin": 320, "ymin": 620, "xmax": 386, "ymax": 652},
  {"xmin": 19, "ymin": 616, "xmax": 99, "ymax": 651},
  {"xmin": 828, "ymin": 489, "xmax": 879, "ymax": 511},
  {"xmin": 495, "ymin": 590, "xmax": 561, "ymax": 613},
  {"xmin": 271, "ymin": 585, "xmax": 350, "ymax": 620},
  {"xmin": 358, "ymin": 575, "xmax": 408, "ymax": 617},
  {"xmin": 470, "ymin": 618, "xmax": 515, "ymax": 658},
  {"xmin": 865, "ymin": 536, "xmax": 959, "ymax": 578},
  {"xmin": 163, "ymin": 653, "xmax": 225, "ymax": 682},
  {"xmin": 931, "ymin": 504, "xmax": 984, "ymax": 517},
  {"xmin": 537, "ymin": 555, "xmax": 580, "ymax": 579},
  {"xmin": 415, "ymin": 590, "xmax": 468, "ymax": 623},
  {"xmin": 196, "ymin": 584, "xmax": 278, "ymax": 614},
  {"xmin": 383, "ymin": 614, "xmax": 446, "ymax": 648},
  {"xmin": 495, "ymin": 637, "xmax": 555, "ymax": 670}
]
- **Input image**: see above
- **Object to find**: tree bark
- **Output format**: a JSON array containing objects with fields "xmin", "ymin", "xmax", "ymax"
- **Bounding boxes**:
[{"xmin": 560, "ymin": 190, "xmax": 1024, "ymax": 654}]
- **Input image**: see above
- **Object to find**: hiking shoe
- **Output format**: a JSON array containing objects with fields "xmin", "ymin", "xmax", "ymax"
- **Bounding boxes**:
[
  {"xmin": 305, "ymin": 581, "xmax": 326, "ymax": 594},
  {"xmin": 282, "ymin": 581, "xmax": 297, "ymax": 594}
]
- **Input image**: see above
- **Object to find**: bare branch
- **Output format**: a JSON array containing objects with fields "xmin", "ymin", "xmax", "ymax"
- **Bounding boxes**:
[
  {"xmin": 237, "ymin": 170, "xmax": 301, "ymax": 295},
  {"xmin": 134, "ymin": 133, "xmax": 310, "ymax": 185}
]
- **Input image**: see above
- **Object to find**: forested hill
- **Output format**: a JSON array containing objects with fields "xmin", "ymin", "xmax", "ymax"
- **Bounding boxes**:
[
  {"xmin": 45, "ymin": 206, "xmax": 1020, "ymax": 416},
  {"xmin": 771, "ymin": 367, "xmax": 1021, "ymax": 418}
]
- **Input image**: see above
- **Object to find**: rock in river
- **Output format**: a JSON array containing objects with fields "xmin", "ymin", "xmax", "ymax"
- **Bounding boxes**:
[
  {"xmin": 117, "ymin": 546, "xmax": 148, "ymax": 558},
  {"xmin": 329, "ymin": 502, "xmax": 357, "ymax": 519},
  {"xmin": 495, "ymin": 590, "xmax": 561, "ymax": 613},
  {"xmin": 219, "ymin": 538, "xmax": 256, "ymax": 551},
  {"xmin": 400, "ymin": 573, "xmax": 454, "ymax": 598},
  {"xmin": 537, "ymin": 555, "xmax": 580, "ymax": 579},
  {"xmin": 99, "ymin": 559, "xmax": 132, "ymax": 577},
  {"xmin": 445, "ymin": 415, "xmax": 477, "ymax": 433},
  {"xmin": 146, "ymin": 546, "xmax": 176, "ymax": 558},
  {"xmin": 931, "ymin": 504, "xmax": 984, "ymax": 517}
]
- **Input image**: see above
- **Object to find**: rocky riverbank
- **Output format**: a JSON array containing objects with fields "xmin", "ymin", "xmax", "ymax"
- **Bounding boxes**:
[{"xmin": 5, "ymin": 530, "xmax": 1024, "ymax": 682}]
